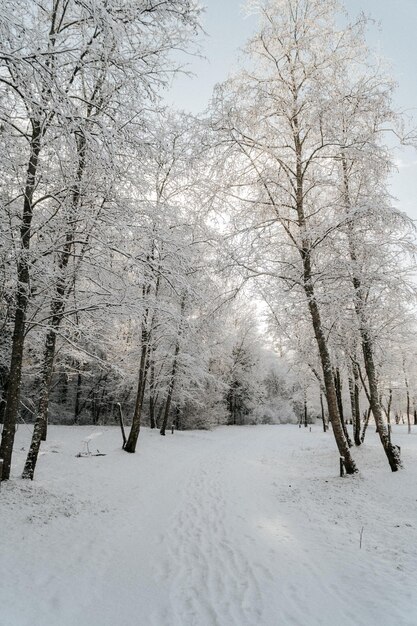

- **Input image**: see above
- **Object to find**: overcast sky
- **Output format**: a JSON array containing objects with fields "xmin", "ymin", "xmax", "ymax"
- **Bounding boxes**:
[{"xmin": 167, "ymin": 0, "xmax": 417, "ymax": 219}]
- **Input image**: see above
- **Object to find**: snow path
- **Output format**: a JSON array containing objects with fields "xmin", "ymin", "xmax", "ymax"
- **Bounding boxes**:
[{"xmin": 1, "ymin": 425, "xmax": 417, "ymax": 626}]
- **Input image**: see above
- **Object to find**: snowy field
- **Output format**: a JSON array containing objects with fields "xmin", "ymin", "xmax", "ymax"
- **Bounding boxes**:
[{"xmin": 1, "ymin": 424, "xmax": 417, "ymax": 626}]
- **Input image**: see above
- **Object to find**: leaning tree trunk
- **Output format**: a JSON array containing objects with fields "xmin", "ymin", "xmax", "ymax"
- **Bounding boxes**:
[
  {"xmin": 0, "ymin": 121, "xmax": 42, "ymax": 480},
  {"xmin": 355, "ymin": 297, "xmax": 400, "ymax": 468},
  {"xmin": 304, "ymin": 279, "xmax": 357, "ymax": 473},
  {"xmin": 355, "ymin": 301, "xmax": 401, "ymax": 470},
  {"xmin": 361, "ymin": 407, "xmax": 372, "ymax": 443},
  {"xmin": 342, "ymin": 154, "xmax": 401, "ymax": 471}
]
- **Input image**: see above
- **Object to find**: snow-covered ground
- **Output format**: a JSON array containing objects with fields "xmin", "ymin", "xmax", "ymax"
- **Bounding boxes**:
[{"xmin": 1, "ymin": 424, "xmax": 416, "ymax": 626}]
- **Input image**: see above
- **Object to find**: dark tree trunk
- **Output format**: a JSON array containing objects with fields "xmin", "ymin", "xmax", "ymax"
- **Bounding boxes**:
[
  {"xmin": 0, "ymin": 121, "xmax": 42, "ymax": 481},
  {"xmin": 22, "ymin": 326, "xmax": 57, "ymax": 479},
  {"xmin": 156, "ymin": 402, "xmax": 164, "ymax": 430},
  {"xmin": 59, "ymin": 372, "xmax": 68, "ymax": 406},
  {"xmin": 160, "ymin": 351, "xmax": 179, "ymax": 437},
  {"xmin": 386, "ymin": 388, "xmax": 393, "ymax": 444},
  {"xmin": 334, "ymin": 367, "xmax": 352, "ymax": 447},
  {"xmin": 147, "ymin": 271, "xmax": 161, "ymax": 430},
  {"xmin": 406, "ymin": 391, "xmax": 411, "ymax": 434},
  {"xmin": 160, "ymin": 295, "xmax": 185, "ymax": 436},
  {"xmin": 149, "ymin": 360, "xmax": 157, "ymax": 429},
  {"xmin": 348, "ymin": 376, "xmax": 356, "ymax": 437},
  {"xmin": 0, "ymin": 369, "xmax": 9, "ymax": 425},
  {"xmin": 353, "ymin": 366, "xmax": 361, "ymax": 446},
  {"xmin": 74, "ymin": 371, "xmax": 82, "ymax": 423},
  {"xmin": 117, "ymin": 403, "xmax": 127, "ymax": 448},
  {"xmin": 342, "ymin": 154, "xmax": 401, "ymax": 471},
  {"xmin": 348, "ymin": 364, "xmax": 361, "ymax": 446},
  {"xmin": 405, "ymin": 374, "xmax": 411, "ymax": 435},
  {"xmin": 290, "ymin": 116, "xmax": 356, "ymax": 473},
  {"xmin": 305, "ymin": 288, "xmax": 356, "ymax": 473},
  {"xmin": 124, "ymin": 286, "xmax": 152, "ymax": 453},
  {"xmin": 124, "ymin": 246, "xmax": 160, "ymax": 452},
  {"xmin": 124, "ymin": 336, "xmax": 149, "ymax": 452},
  {"xmin": 174, "ymin": 405, "xmax": 181, "ymax": 431},
  {"xmin": 360, "ymin": 328, "xmax": 401, "ymax": 469},
  {"xmin": 361, "ymin": 407, "xmax": 372, "ymax": 444},
  {"xmin": 320, "ymin": 393, "xmax": 327, "ymax": 432}
]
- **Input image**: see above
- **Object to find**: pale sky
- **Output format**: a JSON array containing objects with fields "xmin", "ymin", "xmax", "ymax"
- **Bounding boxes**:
[{"xmin": 167, "ymin": 0, "xmax": 417, "ymax": 220}]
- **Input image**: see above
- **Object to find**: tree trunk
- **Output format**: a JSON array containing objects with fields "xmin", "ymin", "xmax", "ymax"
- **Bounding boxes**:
[
  {"xmin": 386, "ymin": 388, "xmax": 392, "ymax": 444},
  {"xmin": 156, "ymin": 402, "xmax": 164, "ymax": 430},
  {"xmin": 74, "ymin": 371, "xmax": 82, "ymax": 423},
  {"xmin": 124, "ymin": 290, "xmax": 152, "ymax": 453},
  {"xmin": 361, "ymin": 407, "xmax": 372, "ymax": 444},
  {"xmin": 406, "ymin": 391, "xmax": 411, "ymax": 434},
  {"xmin": 305, "ymin": 289, "xmax": 357, "ymax": 473},
  {"xmin": 342, "ymin": 154, "xmax": 401, "ymax": 471},
  {"xmin": 0, "ymin": 121, "xmax": 42, "ymax": 481},
  {"xmin": 334, "ymin": 367, "xmax": 352, "ymax": 447},
  {"xmin": 59, "ymin": 372, "xmax": 68, "ymax": 406},
  {"xmin": 292, "ymin": 116, "xmax": 356, "ymax": 473},
  {"xmin": 0, "ymin": 369, "xmax": 9, "ymax": 425},
  {"xmin": 149, "ymin": 359, "xmax": 157, "ymax": 429},
  {"xmin": 364, "ymin": 339, "xmax": 399, "ymax": 463},
  {"xmin": 348, "ymin": 375, "xmax": 356, "ymax": 434},
  {"xmin": 117, "ymin": 403, "xmax": 127, "ymax": 448},
  {"xmin": 404, "ymin": 372, "xmax": 411, "ymax": 434},
  {"xmin": 320, "ymin": 393, "xmax": 327, "ymax": 432},
  {"xmin": 124, "ymin": 337, "xmax": 149, "ymax": 452},
  {"xmin": 160, "ymin": 295, "xmax": 186, "ymax": 436},
  {"xmin": 22, "ymin": 327, "xmax": 57, "ymax": 479},
  {"xmin": 160, "ymin": 349, "xmax": 179, "ymax": 436},
  {"xmin": 174, "ymin": 405, "xmax": 181, "ymax": 431},
  {"xmin": 349, "ymin": 364, "xmax": 361, "ymax": 446},
  {"xmin": 360, "ymin": 330, "xmax": 401, "ymax": 469},
  {"xmin": 353, "ymin": 366, "xmax": 361, "ymax": 446},
  {"xmin": 124, "ymin": 246, "xmax": 159, "ymax": 452},
  {"xmin": 25, "ymin": 134, "xmax": 88, "ymax": 457}
]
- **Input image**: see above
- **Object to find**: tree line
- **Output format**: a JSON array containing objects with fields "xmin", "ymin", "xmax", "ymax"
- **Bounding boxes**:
[{"xmin": 1, "ymin": 0, "xmax": 416, "ymax": 481}]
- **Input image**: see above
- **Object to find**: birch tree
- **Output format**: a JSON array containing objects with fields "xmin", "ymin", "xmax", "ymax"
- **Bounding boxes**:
[{"xmin": 211, "ymin": 0, "xmax": 360, "ymax": 472}]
